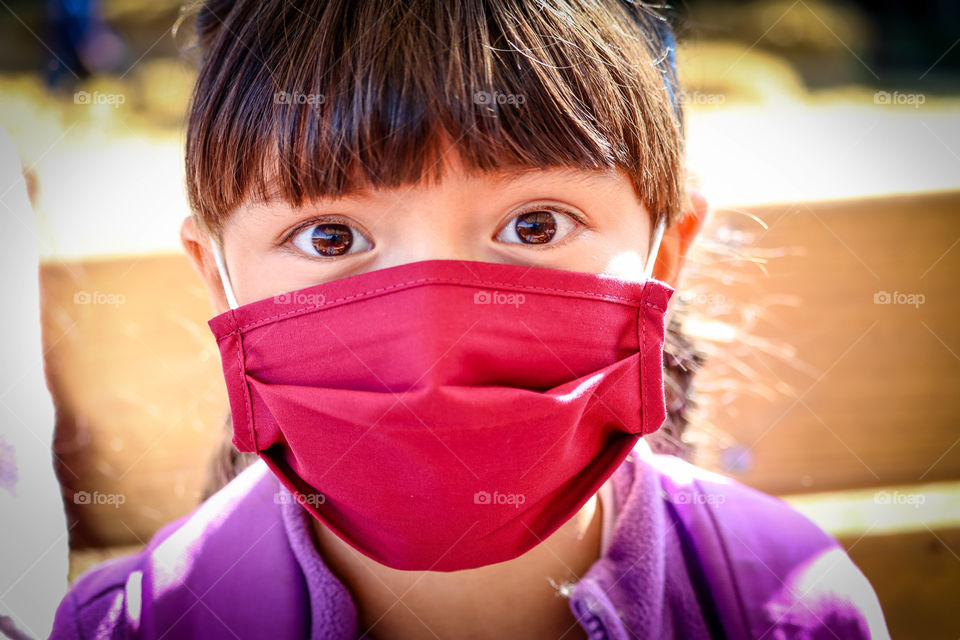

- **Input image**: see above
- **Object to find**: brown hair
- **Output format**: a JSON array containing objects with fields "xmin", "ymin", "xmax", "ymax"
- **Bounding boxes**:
[
  {"xmin": 181, "ymin": 0, "xmax": 703, "ymax": 495},
  {"xmin": 183, "ymin": 0, "xmax": 684, "ymax": 240}
]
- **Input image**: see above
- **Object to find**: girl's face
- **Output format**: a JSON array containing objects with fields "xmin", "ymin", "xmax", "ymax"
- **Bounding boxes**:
[{"xmin": 184, "ymin": 141, "xmax": 705, "ymax": 312}]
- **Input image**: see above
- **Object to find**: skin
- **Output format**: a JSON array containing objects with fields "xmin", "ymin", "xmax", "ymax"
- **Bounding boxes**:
[{"xmin": 182, "ymin": 136, "xmax": 708, "ymax": 639}]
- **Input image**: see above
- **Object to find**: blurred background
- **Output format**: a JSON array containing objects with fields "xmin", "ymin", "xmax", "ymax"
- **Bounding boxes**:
[{"xmin": 0, "ymin": 1, "xmax": 957, "ymax": 638}]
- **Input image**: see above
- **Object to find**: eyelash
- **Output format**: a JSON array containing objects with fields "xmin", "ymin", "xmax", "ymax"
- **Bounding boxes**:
[
  {"xmin": 281, "ymin": 205, "xmax": 590, "ymax": 257},
  {"xmin": 498, "ymin": 204, "xmax": 590, "ymax": 239},
  {"xmin": 280, "ymin": 214, "xmax": 374, "ymax": 259},
  {"xmin": 281, "ymin": 215, "xmax": 363, "ymax": 242}
]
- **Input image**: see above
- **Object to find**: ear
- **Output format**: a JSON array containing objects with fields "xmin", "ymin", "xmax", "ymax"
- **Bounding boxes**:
[
  {"xmin": 180, "ymin": 216, "xmax": 231, "ymax": 315},
  {"xmin": 651, "ymin": 187, "xmax": 709, "ymax": 285}
]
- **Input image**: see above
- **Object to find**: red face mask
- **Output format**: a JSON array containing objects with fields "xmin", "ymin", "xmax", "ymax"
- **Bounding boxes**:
[{"xmin": 208, "ymin": 233, "xmax": 673, "ymax": 571}]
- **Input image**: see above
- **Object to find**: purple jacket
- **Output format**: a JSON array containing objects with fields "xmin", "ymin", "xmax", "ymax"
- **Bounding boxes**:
[{"xmin": 50, "ymin": 442, "xmax": 889, "ymax": 639}]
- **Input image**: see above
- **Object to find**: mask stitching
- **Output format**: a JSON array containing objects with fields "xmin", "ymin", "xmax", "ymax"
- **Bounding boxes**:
[
  {"xmin": 219, "ymin": 278, "xmax": 670, "ymax": 336},
  {"xmin": 216, "ymin": 299, "xmax": 668, "ymax": 343},
  {"xmin": 639, "ymin": 280, "xmax": 651, "ymax": 436},
  {"xmin": 231, "ymin": 312, "xmax": 257, "ymax": 451}
]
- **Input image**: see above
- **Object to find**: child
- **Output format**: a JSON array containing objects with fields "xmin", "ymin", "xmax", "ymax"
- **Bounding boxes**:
[{"xmin": 51, "ymin": 1, "xmax": 889, "ymax": 638}]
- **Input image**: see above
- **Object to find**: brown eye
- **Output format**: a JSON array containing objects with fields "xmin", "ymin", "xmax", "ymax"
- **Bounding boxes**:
[
  {"xmin": 290, "ymin": 220, "xmax": 373, "ymax": 258},
  {"xmin": 496, "ymin": 207, "xmax": 580, "ymax": 247},
  {"xmin": 514, "ymin": 211, "xmax": 557, "ymax": 244},
  {"xmin": 311, "ymin": 223, "xmax": 353, "ymax": 256}
]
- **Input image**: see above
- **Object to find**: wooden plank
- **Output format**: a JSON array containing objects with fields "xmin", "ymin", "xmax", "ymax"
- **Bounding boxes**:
[
  {"xmin": 781, "ymin": 481, "xmax": 960, "ymax": 538},
  {"xmin": 42, "ymin": 253, "xmax": 227, "ymax": 548},
  {"xmin": 839, "ymin": 528, "xmax": 960, "ymax": 640},
  {"xmin": 686, "ymin": 190, "xmax": 960, "ymax": 494}
]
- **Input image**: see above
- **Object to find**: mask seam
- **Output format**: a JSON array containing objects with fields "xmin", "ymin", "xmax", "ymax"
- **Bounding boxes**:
[
  {"xmin": 215, "ymin": 298, "xmax": 668, "ymax": 343},
  {"xmin": 231, "ymin": 312, "xmax": 257, "ymax": 451},
  {"xmin": 639, "ymin": 281, "xmax": 653, "ymax": 436},
  {"xmin": 223, "ymin": 278, "xmax": 670, "ymax": 336}
]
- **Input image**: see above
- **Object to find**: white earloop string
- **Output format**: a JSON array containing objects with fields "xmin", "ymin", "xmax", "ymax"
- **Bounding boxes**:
[
  {"xmin": 643, "ymin": 216, "xmax": 667, "ymax": 280},
  {"xmin": 210, "ymin": 237, "xmax": 240, "ymax": 310}
]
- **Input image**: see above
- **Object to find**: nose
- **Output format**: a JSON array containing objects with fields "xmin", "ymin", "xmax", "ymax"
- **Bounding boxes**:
[{"xmin": 375, "ymin": 207, "xmax": 496, "ymax": 268}]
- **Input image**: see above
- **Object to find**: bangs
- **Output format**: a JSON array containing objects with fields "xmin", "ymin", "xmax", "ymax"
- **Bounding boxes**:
[{"xmin": 185, "ymin": 0, "xmax": 684, "ymax": 238}]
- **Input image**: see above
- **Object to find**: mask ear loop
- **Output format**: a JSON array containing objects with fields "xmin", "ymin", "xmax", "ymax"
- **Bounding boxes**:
[
  {"xmin": 643, "ymin": 216, "xmax": 667, "ymax": 280},
  {"xmin": 210, "ymin": 237, "xmax": 240, "ymax": 310}
]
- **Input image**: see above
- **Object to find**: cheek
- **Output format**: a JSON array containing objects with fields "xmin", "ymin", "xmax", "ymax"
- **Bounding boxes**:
[
  {"xmin": 601, "ymin": 251, "xmax": 649, "ymax": 282},
  {"xmin": 583, "ymin": 215, "xmax": 652, "ymax": 281},
  {"xmin": 225, "ymin": 245, "xmax": 301, "ymax": 306},
  {"xmin": 231, "ymin": 249, "xmax": 375, "ymax": 306},
  {"xmin": 228, "ymin": 260, "xmax": 290, "ymax": 306}
]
